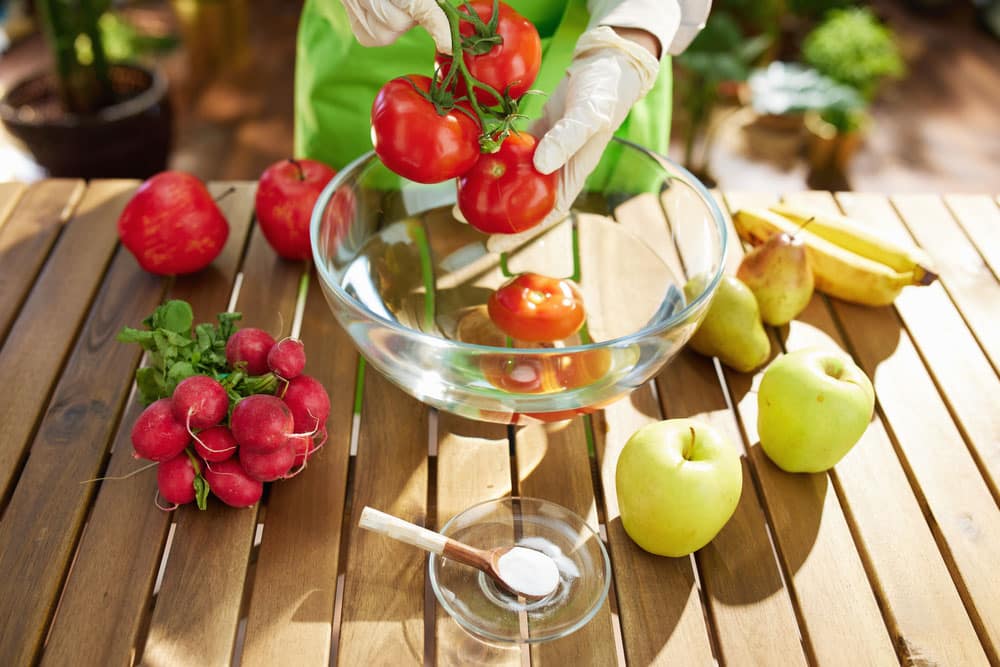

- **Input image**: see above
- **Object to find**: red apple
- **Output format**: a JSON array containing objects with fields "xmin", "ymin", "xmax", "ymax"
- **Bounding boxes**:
[
  {"xmin": 118, "ymin": 172, "xmax": 229, "ymax": 275},
  {"xmin": 255, "ymin": 158, "xmax": 336, "ymax": 260}
]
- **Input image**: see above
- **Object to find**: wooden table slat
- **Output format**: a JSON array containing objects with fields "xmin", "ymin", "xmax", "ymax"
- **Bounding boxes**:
[
  {"xmin": 943, "ymin": 194, "xmax": 1000, "ymax": 281},
  {"xmin": 240, "ymin": 269, "xmax": 359, "ymax": 667},
  {"xmin": 142, "ymin": 189, "xmax": 307, "ymax": 667},
  {"xmin": 434, "ymin": 414, "xmax": 521, "ymax": 666},
  {"xmin": 722, "ymin": 192, "xmax": 900, "ymax": 666},
  {"xmin": 836, "ymin": 193, "xmax": 1000, "ymax": 501},
  {"xmin": 0, "ymin": 179, "xmax": 84, "ymax": 345},
  {"xmin": 0, "ymin": 180, "xmax": 119, "ymax": 504},
  {"xmin": 780, "ymin": 190, "xmax": 999, "ymax": 662},
  {"xmin": 515, "ymin": 418, "xmax": 619, "ymax": 665},
  {"xmin": 41, "ymin": 183, "xmax": 256, "ymax": 667},
  {"xmin": 0, "ymin": 203, "xmax": 167, "ymax": 665},
  {"xmin": 890, "ymin": 194, "xmax": 1000, "ymax": 375},
  {"xmin": 0, "ymin": 181, "xmax": 26, "ymax": 235},
  {"xmin": 0, "ymin": 180, "xmax": 997, "ymax": 666},
  {"xmin": 336, "ymin": 368, "xmax": 430, "ymax": 666}
]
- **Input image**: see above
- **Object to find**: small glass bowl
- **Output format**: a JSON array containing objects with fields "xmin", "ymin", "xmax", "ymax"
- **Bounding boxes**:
[{"xmin": 429, "ymin": 497, "xmax": 610, "ymax": 645}]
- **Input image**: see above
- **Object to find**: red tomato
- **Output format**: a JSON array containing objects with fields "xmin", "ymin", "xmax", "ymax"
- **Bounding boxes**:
[
  {"xmin": 488, "ymin": 273, "xmax": 585, "ymax": 342},
  {"xmin": 457, "ymin": 133, "xmax": 556, "ymax": 234},
  {"xmin": 436, "ymin": 1, "xmax": 542, "ymax": 106},
  {"xmin": 371, "ymin": 75, "xmax": 480, "ymax": 184}
]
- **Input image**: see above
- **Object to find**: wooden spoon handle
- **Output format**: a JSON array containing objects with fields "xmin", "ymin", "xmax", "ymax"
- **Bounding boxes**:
[{"xmin": 359, "ymin": 507, "xmax": 447, "ymax": 555}]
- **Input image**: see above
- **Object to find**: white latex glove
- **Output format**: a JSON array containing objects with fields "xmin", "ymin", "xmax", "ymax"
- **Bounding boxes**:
[
  {"xmin": 485, "ymin": 26, "xmax": 659, "ymax": 254},
  {"xmin": 340, "ymin": 0, "xmax": 452, "ymax": 54}
]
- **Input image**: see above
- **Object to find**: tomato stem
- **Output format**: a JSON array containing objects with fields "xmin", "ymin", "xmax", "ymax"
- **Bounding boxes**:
[{"xmin": 438, "ymin": 0, "xmax": 512, "ymax": 151}]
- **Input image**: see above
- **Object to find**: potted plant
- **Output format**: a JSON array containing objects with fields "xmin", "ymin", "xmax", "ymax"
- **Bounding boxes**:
[{"xmin": 0, "ymin": 0, "xmax": 174, "ymax": 178}]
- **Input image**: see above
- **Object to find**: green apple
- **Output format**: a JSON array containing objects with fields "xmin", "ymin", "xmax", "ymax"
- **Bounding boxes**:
[
  {"xmin": 758, "ymin": 347, "xmax": 875, "ymax": 473},
  {"xmin": 616, "ymin": 419, "xmax": 743, "ymax": 557}
]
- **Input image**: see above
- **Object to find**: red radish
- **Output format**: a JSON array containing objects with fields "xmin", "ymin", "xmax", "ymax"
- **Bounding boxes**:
[
  {"xmin": 282, "ymin": 374, "xmax": 330, "ymax": 432},
  {"xmin": 267, "ymin": 338, "xmax": 306, "ymax": 378},
  {"xmin": 171, "ymin": 375, "xmax": 229, "ymax": 429},
  {"xmin": 132, "ymin": 398, "xmax": 189, "ymax": 462},
  {"xmin": 226, "ymin": 327, "xmax": 276, "ymax": 375},
  {"xmin": 157, "ymin": 453, "xmax": 198, "ymax": 505},
  {"xmin": 203, "ymin": 459, "xmax": 263, "ymax": 508},
  {"xmin": 231, "ymin": 394, "xmax": 293, "ymax": 453},
  {"xmin": 117, "ymin": 171, "xmax": 229, "ymax": 275},
  {"xmin": 240, "ymin": 444, "xmax": 296, "ymax": 482},
  {"xmin": 194, "ymin": 425, "xmax": 238, "ymax": 462},
  {"xmin": 255, "ymin": 158, "xmax": 337, "ymax": 260}
]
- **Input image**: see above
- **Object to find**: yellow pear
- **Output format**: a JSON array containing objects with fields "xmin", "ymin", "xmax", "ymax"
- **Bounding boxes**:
[
  {"xmin": 684, "ymin": 275, "xmax": 771, "ymax": 373},
  {"xmin": 736, "ymin": 232, "xmax": 814, "ymax": 326}
]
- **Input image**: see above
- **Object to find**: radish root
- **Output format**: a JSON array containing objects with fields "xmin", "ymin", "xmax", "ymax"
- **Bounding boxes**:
[
  {"xmin": 154, "ymin": 491, "xmax": 179, "ymax": 512},
  {"xmin": 188, "ymin": 409, "xmax": 236, "ymax": 455},
  {"xmin": 81, "ymin": 461, "xmax": 157, "ymax": 484}
]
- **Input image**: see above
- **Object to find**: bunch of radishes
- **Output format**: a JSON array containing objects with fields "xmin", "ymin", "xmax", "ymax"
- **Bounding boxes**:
[{"xmin": 122, "ymin": 304, "xmax": 329, "ymax": 510}]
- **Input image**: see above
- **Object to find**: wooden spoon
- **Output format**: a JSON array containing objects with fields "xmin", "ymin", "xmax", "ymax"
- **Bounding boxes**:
[{"xmin": 359, "ymin": 506, "xmax": 560, "ymax": 600}]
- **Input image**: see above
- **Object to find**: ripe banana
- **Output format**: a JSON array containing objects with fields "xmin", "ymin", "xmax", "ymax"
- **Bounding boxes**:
[
  {"xmin": 733, "ymin": 207, "xmax": 917, "ymax": 306},
  {"xmin": 769, "ymin": 203, "xmax": 938, "ymax": 285}
]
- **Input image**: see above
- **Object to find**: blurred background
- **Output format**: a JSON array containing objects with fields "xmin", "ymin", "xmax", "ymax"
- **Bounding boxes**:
[{"xmin": 0, "ymin": 0, "xmax": 997, "ymax": 193}]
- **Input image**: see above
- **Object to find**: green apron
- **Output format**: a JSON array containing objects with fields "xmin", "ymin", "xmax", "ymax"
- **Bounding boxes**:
[{"xmin": 294, "ymin": 0, "xmax": 672, "ymax": 182}]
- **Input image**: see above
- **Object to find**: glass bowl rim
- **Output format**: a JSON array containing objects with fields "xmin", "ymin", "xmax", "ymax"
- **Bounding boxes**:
[
  {"xmin": 310, "ymin": 137, "xmax": 728, "ymax": 355},
  {"xmin": 427, "ymin": 495, "xmax": 612, "ymax": 645}
]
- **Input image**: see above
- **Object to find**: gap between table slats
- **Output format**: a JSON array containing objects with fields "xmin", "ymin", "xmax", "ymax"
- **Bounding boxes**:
[
  {"xmin": 39, "ymin": 182, "xmax": 256, "ymax": 667},
  {"xmin": 780, "ymin": 191, "xmax": 1000, "ymax": 663},
  {"xmin": 141, "ymin": 187, "xmax": 305, "ymax": 667},
  {"xmin": 238, "ymin": 266, "xmax": 360, "ymax": 667},
  {"xmin": 889, "ymin": 194, "xmax": 1000, "ymax": 378},
  {"xmin": 835, "ymin": 193, "xmax": 1000, "ymax": 504},
  {"xmin": 941, "ymin": 195, "xmax": 1000, "ymax": 282},
  {"xmin": 0, "ymin": 183, "xmax": 168, "ymax": 667}
]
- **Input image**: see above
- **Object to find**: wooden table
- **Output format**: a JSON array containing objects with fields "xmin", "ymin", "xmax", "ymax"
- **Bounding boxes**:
[{"xmin": 0, "ymin": 180, "xmax": 998, "ymax": 666}]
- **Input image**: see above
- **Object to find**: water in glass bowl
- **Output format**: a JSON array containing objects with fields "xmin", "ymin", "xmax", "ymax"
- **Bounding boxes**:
[{"xmin": 338, "ymin": 206, "xmax": 686, "ymax": 348}]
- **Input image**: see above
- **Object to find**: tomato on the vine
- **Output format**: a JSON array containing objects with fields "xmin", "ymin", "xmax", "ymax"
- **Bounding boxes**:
[
  {"xmin": 435, "ymin": 1, "xmax": 542, "ymax": 106},
  {"xmin": 371, "ymin": 75, "xmax": 480, "ymax": 184},
  {"xmin": 488, "ymin": 272, "xmax": 585, "ymax": 342},
  {"xmin": 457, "ymin": 132, "xmax": 556, "ymax": 234}
]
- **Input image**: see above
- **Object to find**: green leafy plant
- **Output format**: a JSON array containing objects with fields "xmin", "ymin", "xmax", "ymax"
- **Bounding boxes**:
[
  {"xmin": 37, "ymin": 0, "xmax": 114, "ymax": 114},
  {"xmin": 802, "ymin": 7, "xmax": 905, "ymax": 99},
  {"xmin": 676, "ymin": 11, "xmax": 771, "ymax": 178},
  {"xmin": 34, "ymin": 0, "xmax": 178, "ymax": 115},
  {"xmin": 749, "ymin": 61, "xmax": 865, "ymax": 131}
]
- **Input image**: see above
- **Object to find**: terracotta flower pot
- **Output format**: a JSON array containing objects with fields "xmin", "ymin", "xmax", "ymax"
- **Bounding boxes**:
[{"xmin": 0, "ymin": 63, "xmax": 172, "ymax": 179}]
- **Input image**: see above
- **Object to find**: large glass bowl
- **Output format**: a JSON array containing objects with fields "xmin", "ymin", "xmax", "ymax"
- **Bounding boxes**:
[{"xmin": 311, "ymin": 138, "xmax": 727, "ymax": 423}]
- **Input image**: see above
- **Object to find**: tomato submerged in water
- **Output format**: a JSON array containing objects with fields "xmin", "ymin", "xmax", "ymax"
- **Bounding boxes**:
[
  {"xmin": 457, "ymin": 133, "xmax": 556, "ymax": 235},
  {"xmin": 435, "ymin": 1, "xmax": 542, "ymax": 106},
  {"xmin": 371, "ymin": 75, "xmax": 480, "ymax": 184},
  {"xmin": 488, "ymin": 272, "xmax": 585, "ymax": 342}
]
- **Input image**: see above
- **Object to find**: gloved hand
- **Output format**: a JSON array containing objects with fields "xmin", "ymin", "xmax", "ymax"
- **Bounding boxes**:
[
  {"xmin": 485, "ymin": 26, "xmax": 659, "ymax": 254},
  {"xmin": 340, "ymin": 0, "xmax": 452, "ymax": 54}
]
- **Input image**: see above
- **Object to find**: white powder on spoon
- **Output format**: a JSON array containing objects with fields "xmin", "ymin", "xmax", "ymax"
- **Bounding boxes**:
[{"xmin": 495, "ymin": 546, "xmax": 560, "ymax": 598}]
